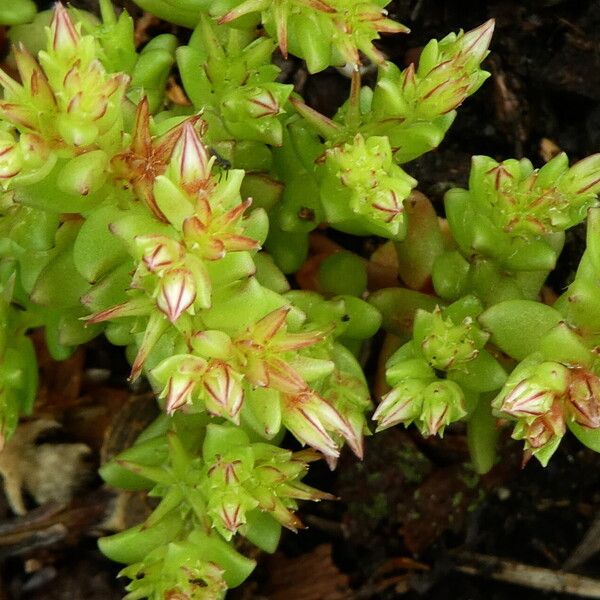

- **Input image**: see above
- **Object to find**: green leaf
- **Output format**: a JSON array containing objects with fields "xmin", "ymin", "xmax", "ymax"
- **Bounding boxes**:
[
  {"xmin": 538, "ymin": 322, "xmax": 593, "ymax": 366},
  {"xmin": 58, "ymin": 309, "xmax": 102, "ymax": 346},
  {"xmin": 467, "ymin": 395, "xmax": 498, "ymax": 475},
  {"xmin": 449, "ymin": 350, "xmax": 506, "ymax": 393},
  {"xmin": 98, "ymin": 509, "xmax": 185, "ymax": 564},
  {"xmin": 337, "ymin": 295, "xmax": 382, "ymax": 340},
  {"xmin": 369, "ymin": 288, "xmax": 440, "ymax": 339},
  {"xmin": 243, "ymin": 509, "xmax": 282, "ymax": 553},
  {"xmin": 317, "ymin": 252, "xmax": 367, "ymax": 298},
  {"xmin": 0, "ymin": 0, "xmax": 36, "ymax": 25},
  {"xmin": 73, "ymin": 205, "xmax": 129, "ymax": 283},
  {"xmin": 187, "ymin": 531, "xmax": 256, "ymax": 588},
  {"xmin": 479, "ymin": 300, "xmax": 563, "ymax": 360},
  {"xmin": 99, "ymin": 436, "xmax": 169, "ymax": 491},
  {"xmin": 569, "ymin": 421, "xmax": 600, "ymax": 453},
  {"xmin": 153, "ymin": 176, "xmax": 193, "ymax": 229},
  {"xmin": 432, "ymin": 250, "xmax": 469, "ymax": 301},
  {"xmin": 81, "ymin": 263, "xmax": 132, "ymax": 313},
  {"xmin": 31, "ymin": 248, "xmax": 90, "ymax": 309},
  {"xmin": 203, "ymin": 424, "xmax": 250, "ymax": 462},
  {"xmin": 242, "ymin": 387, "xmax": 282, "ymax": 439}
]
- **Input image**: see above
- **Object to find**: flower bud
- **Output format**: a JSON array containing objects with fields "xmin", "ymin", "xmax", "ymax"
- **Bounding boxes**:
[
  {"xmin": 373, "ymin": 378, "xmax": 426, "ymax": 431},
  {"xmin": 152, "ymin": 354, "xmax": 206, "ymax": 415},
  {"xmin": 417, "ymin": 307, "xmax": 487, "ymax": 371},
  {"xmin": 282, "ymin": 391, "xmax": 357, "ymax": 459},
  {"xmin": 512, "ymin": 400, "xmax": 566, "ymax": 466},
  {"xmin": 419, "ymin": 379, "xmax": 466, "ymax": 436},
  {"xmin": 50, "ymin": 3, "xmax": 80, "ymax": 55},
  {"xmin": 167, "ymin": 121, "xmax": 213, "ymax": 190},
  {"xmin": 156, "ymin": 268, "xmax": 196, "ymax": 322},
  {"xmin": 134, "ymin": 235, "xmax": 184, "ymax": 273},
  {"xmin": 0, "ymin": 131, "xmax": 23, "ymax": 183},
  {"xmin": 497, "ymin": 361, "xmax": 569, "ymax": 419},
  {"xmin": 202, "ymin": 360, "xmax": 245, "ymax": 424},
  {"xmin": 567, "ymin": 368, "xmax": 600, "ymax": 429}
]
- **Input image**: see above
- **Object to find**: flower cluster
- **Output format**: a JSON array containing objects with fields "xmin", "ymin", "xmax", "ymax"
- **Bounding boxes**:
[
  {"xmin": 213, "ymin": 0, "xmax": 408, "ymax": 73},
  {"xmin": 319, "ymin": 134, "xmax": 417, "ymax": 238},
  {"xmin": 493, "ymin": 356, "xmax": 600, "ymax": 465},
  {"xmin": 101, "ymin": 423, "xmax": 332, "ymax": 598},
  {"xmin": 0, "ymin": 5, "xmax": 377, "ymax": 596},
  {"xmin": 177, "ymin": 16, "xmax": 293, "ymax": 148},
  {"xmin": 374, "ymin": 297, "xmax": 505, "ymax": 436},
  {"xmin": 263, "ymin": 20, "xmax": 493, "ymax": 269},
  {"xmin": 0, "ymin": 4, "xmax": 129, "ymax": 171}
]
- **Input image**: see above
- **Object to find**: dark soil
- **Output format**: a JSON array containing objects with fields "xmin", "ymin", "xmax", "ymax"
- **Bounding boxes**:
[{"xmin": 2, "ymin": 1, "xmax": 600, "ymax": 599}]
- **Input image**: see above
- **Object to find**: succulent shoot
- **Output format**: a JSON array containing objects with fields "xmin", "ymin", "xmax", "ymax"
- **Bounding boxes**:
[{"xmin": 4, "ymin": 2, "xmax": 600, "ymax": 598}]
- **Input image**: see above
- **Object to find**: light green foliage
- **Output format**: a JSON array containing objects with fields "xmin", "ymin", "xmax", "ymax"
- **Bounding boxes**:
[{"xmin": 5, "ymin": 2, "xmax": 600, "ymax": 598}]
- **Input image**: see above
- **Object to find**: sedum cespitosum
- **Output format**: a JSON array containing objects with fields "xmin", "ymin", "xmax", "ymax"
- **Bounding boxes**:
[{"xmin": 3, "ymin": 2, "xmax": 600, "ymax": 598}]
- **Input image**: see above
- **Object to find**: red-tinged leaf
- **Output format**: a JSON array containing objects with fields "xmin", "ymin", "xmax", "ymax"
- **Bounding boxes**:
[
  {"xmin": 298, "ymin": 0, "xmax": 335, "ymax": 14},
  {"xmin": 164, "ymin": 375, "xmax": 195, "ymax": 414},
  {"xmin": 0, "ymin": 68, "xmax": 22, "ymax": 96},
  {"xmin": 84, "ymin": 296, "xmax": 151, "ymax": 324},
  {"xmin": 131, "ymin": 97, "xmax": 152, "ymax": 156},
  {"xmin": 220, "ymin": 233, "xmax": 260, "ymax": 253},
  {"xmin": 265, "ymin": 357, "xmax": 307, "ymax": 394},
  {"xmin": 0, "ymin": 103, "xmax": 36, "ymax": 130},
  {"xmin": 129, "ymin": 312, "xmax": 169, "ymax": 381},
  {"xmin": 218, "ymin": 0, "xmax": 269, "ymax": 24},
  {"xmin": 289, "ymin": 98, "xmax": 341, "ymax": 140},
  {"xmin": 269, "ymin": 330, "xmax": 326, "ymax": 353},
  {"xmin": 51, "ymin": 3, "xmax": 80, "ymax": 51},
  {"xmin": 253, "ymin": 306, "xmax": 291, "ymax": 343}
]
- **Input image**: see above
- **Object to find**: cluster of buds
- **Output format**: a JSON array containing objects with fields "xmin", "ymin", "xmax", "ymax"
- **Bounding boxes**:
[
  {"xmin": 442, "ymin": 153, "xmax": 600, "ymax": 278},
  {"xmin": 374, "ymin": 377, "xmax": 466, "ymax": 437},
  {"xmin": 468, "ymin": 154, "xmax": 600, "ymax": 236},
  {"xmin": 121, "ymin": 542, "xmax": 228, "ymax": 600},
  {"xmin": 151, "ymin": 306, "xmax": 362, "ymax": 460},
  {"xmin": 0, "ymin": 128, "xmax": 51, "ymax": 189},
  {"xmin": 416, "ymin": 305, "xmax": 489, "ymax": 371},
  {"xmin": 320, "ymin": 134, "xmax": 417, "ymax": 238},
  {"xmin": 214, "ymin": 0, "xmax": 407, "ymax": 74},
  {"xmin": 90, "ymin": 119, "xmax": 264, "ymax": 374},
  {"xmin": 0, "ymin": 5, "xmax": 129, "ymax": 165},
  {"xmin": 177, "ymin": 16, "xmax": 293, "ymax": 148},
  {"xmin": 101, "ymin": 423, "xmax": 340, "ymax": 597},
  {"xmin": 367, "ymin": 19, "xmax": 494, "ymax": 162},
  {"xmin": 374, "ymin": 297, "xmax": 506, "ymax": 435},
  {"xmin": 281, "ymin": 21, "xmax": 493, "ymax": 243},
  {"xmin": 201, "ymin": 426, "xmax": 333, "ymax": 538},
  {"xmin": 493, "ymin": 356, "xmax": 600, "ymax": 465}
]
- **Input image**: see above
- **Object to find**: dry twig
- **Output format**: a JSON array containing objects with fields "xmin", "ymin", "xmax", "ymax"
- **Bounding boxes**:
[{"xmin": 453, "ymin": 551, "xmax": 600, "ymax": 598}]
